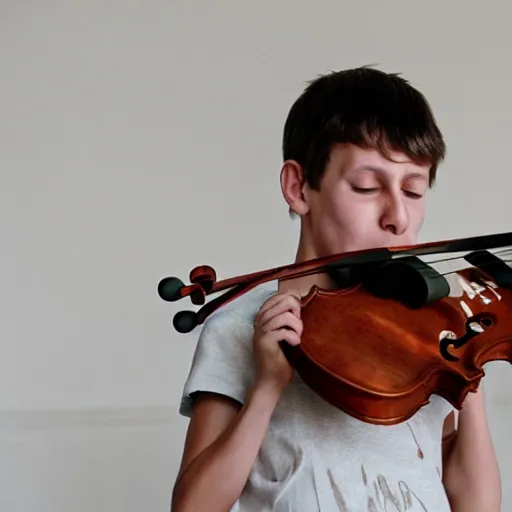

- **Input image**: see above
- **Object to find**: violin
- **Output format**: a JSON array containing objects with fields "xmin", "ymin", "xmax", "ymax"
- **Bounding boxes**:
[{"xmin": 158, "ymin": 231, "xmax": 512, "ymax": 426}]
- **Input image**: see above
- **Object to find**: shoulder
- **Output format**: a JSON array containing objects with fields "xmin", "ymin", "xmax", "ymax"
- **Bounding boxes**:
[
  {"xmin": 208, "ymin": 281, "xmax": 278, "ymax": 326},
  {"xmin": 179, "ymin": 282, "xmax": 277, "ymax": 417},
  {"xmin": 194, "ymin": 281, "xmax": 278, "ymax": 344}
]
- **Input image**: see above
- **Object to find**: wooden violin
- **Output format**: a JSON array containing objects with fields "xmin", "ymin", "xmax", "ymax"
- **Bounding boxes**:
[{"xmin": 158, "ymin": 231, "xmax": 512, "ymax": 425}]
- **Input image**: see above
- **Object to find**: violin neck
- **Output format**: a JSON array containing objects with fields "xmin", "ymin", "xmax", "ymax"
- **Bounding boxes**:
[{"xmin": 214, "ymin": 231, "xmax": 512, "ymax": 294}]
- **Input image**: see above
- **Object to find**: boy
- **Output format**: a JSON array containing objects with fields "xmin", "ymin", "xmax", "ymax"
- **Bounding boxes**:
[{"xmin": 171, "ymin": 67, "xmax": 502, "ymax": 511}]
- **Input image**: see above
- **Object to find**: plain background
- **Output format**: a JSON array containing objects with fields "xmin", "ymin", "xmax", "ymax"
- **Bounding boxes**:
[{"xmin": 3, "ymin": 1, "xmax": 511, "ymax": 510}]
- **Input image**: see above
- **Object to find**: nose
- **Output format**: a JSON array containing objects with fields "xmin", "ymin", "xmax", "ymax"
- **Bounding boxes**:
[{"xmin": 380, "ymin": 193, "xmax": 409, "ymax": 236}]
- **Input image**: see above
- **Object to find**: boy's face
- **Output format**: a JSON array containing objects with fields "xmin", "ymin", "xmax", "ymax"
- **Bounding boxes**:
[{"xmin": 298, "ymin": 143, "xmax": 431, "ymax": 258}]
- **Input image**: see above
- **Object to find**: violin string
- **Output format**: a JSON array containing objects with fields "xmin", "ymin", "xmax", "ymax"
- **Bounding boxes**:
[
  {"xmin": 191, "ymin": 252, "xmax": 511, "ymax": 321},
  {"xmin": 433, "ymin": 256, "xmax": 512, "ymax": 279},
  {"xmin": 414, "ymin": 251, "xmax": 512, "ymax": 276},
  {"xmin": 196, "ymin": 248, "xmax": 512, "ymax": 303},
  {"xmin": 418, "ymin": 247, "xmax": 512, "ymax": 266},
  {"xmin": 371, "ymin": 249, "xmax": 512, "ymax": 284}
]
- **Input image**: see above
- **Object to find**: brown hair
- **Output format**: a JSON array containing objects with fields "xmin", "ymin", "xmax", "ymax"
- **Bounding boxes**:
[{"xmin": 282, "ymin": 66, "xmax": 446, "ymax": 189}]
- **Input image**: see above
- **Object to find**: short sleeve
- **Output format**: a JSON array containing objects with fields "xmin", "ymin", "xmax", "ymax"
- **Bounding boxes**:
[{"xmin": 179, "ymin": 308, "xmax": 256, "ymax": 417}]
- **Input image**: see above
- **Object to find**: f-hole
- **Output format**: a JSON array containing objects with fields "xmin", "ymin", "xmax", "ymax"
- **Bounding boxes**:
[{"xmin": 439, "ymin": 313, "xmax": 495, "ymax": 362}]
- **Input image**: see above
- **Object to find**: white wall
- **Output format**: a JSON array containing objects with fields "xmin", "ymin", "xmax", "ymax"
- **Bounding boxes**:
[{"xmin": 3, "ymin": 1, "xmax": 511, "ymax": 510}]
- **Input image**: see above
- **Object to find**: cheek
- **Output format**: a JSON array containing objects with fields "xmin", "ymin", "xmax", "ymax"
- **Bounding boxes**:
[
  {"xmin": 407, "ymin": 201, "xmax": 426, "ymax": 227},
  {"xmin": 329, "ymin": 199, "xmax": 377, "ymax": 229},
  {"xmin": 317, "ymin": 194, "xmax": 356, "ymax": 229},
  {"xmin": 316, "ymin": 200, "xmax": 376, "ymax": 250}
]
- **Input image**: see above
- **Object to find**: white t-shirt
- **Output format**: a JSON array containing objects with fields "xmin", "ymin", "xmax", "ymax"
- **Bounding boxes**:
[{"xmin": 180, "ymin": 282, "xmax": 453, "ymax": 511}]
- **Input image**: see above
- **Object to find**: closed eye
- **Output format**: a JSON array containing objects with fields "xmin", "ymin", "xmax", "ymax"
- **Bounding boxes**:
[
  {"xmin": 352, "ymin": 186, "xmax": 380, "ymax": 194},
  {"xmin": 403, "ymin": 190, "xmax": 423, "ymax": 199},
  {"xmin": 352, "ymin": 186, "xmax": 424, "ymax": 199}
]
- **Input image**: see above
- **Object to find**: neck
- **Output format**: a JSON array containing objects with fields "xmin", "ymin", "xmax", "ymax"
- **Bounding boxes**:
[{"xmin": 277, "ymin": 229, "xmax": 335, "ymax": 297}]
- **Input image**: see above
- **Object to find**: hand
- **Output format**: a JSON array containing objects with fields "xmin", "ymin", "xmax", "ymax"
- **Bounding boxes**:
[{"xmin": 252, "ymin": 291, "xmax": 303, "ymax": 396}]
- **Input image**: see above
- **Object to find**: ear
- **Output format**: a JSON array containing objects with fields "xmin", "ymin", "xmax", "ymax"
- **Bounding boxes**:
[{"xmin": 280, "ymin": 160, "xmax": 310, "ymax": 216}]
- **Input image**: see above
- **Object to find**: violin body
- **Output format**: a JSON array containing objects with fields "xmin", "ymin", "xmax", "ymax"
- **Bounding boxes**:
[
  {"xmin": 158, "ymin": 232, "xmax": 512, "ymax": 425},
  {"xmin": 284, "ymin": 264, "xmax": 512, "ymax": 425}
]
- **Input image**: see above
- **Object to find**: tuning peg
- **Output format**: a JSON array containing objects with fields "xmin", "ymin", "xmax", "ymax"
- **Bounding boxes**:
[
  {"xmin": 173, "ymin": 310, "xmax": 198, "ymax": 333},
  {"xmin": 157, "ymin": 277, "xmax": 186, "ymax": 302},
  {"xmin": 189, "ymin": 265, "xmax": 217, "ymax": 293}
]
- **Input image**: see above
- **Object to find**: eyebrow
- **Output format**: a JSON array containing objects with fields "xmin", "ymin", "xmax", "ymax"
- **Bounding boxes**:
[{"xmin": 351, "ymin": 165, "xmax": 428, "ymax": 181}]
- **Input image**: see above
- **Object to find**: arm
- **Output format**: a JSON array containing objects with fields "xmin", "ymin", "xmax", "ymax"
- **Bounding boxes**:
[
  {"xmin": 171, "ymin": 291, "xmax": 302, "ymax": 512},
  {"xmin": 171, "ymin": 383, "xmax": 282, "ymax": 512},
  {"xmin": 442, "ymin": 387, "xmax": 502, "ymax": 512}
]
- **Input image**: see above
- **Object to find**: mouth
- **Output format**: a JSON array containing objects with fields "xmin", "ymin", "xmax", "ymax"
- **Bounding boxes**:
[{"xmin": 366, "ymin": 239, "xmax": 416, "ymax": 250}]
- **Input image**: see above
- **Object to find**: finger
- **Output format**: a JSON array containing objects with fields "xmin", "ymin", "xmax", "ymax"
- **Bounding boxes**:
[
  {"xmin": 271, "ymin": 328, "xmax": 301, "ymax": 347},
  {"xmin": 255, "ymin": 295, "xmax": 285, "ymax": 323},
  {"xmin": 262, "ymin": 311, "xmax": 303, "ymax": 336},
  {"xmin": 257, "ymin": 291, "xmax": 301, "ymax": 321},
  {"xmin": 260, "ymin": 297, "xmax": 301, "ymax": 326},
  {"xmin": 257, "ymin": 294, "xmax": 301, "ymax": 325}
]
